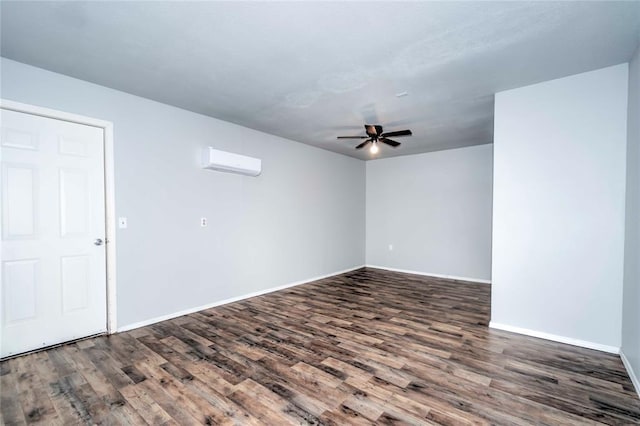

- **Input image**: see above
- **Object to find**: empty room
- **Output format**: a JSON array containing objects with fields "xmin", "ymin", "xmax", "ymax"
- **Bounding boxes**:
[{"xmin": 1, "ymin": 1, "xmax": 640, "ymax": 424}]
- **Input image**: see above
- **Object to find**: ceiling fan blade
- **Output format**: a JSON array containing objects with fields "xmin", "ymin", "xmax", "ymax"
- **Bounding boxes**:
[
  {"xmin": 381, "ymin": 138, "xmax": 401, "ymax": 147},
  {"xmin": 337, "ymin": 136, "xmax": 367, "ymax": 139},
  {"xmin": 365, "ymin": 124, "xmax": 383, "ymax": 137},
  {"xmin": 381, "ymin": 129, "xmax": 412, "ymax": 138},
  {"xmin": 355, "ymin": 139, "xmax": 372, "ymax": 150}
]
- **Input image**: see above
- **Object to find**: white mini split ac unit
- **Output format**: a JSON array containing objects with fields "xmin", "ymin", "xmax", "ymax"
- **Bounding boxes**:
[{"xmin": 202, "ymin": 147, "xmax": 262, "ymax": 177}]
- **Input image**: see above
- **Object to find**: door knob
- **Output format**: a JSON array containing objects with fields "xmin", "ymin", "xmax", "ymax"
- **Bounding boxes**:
[{"xmin": 94, "ymin": 238, "xmax": 104, "ymax": 246}]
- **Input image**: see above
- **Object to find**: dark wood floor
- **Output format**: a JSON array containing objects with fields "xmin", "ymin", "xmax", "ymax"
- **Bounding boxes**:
[{"xmin": 2, "ymin": 268, "xmax": 639, "ymax": 425}]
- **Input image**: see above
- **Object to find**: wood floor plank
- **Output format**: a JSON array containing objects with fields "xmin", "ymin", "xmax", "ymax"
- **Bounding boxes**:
[
  {"xmin": 13, "ymin": 356, "xmax": 60, "ymax": 425},
  {"xmin": 119, "ymin": 383, "xmax": 176, "ymax": 425},
  {"xmin": 134, "ymin": 360, "xmax": 235, "ymax": 425},
  {"xmin": 1, "ymin": 267, "xmax": 639, "ymax": 425},
  {"xmin": 236, "ymin": 378, "xmax": 326, "ymax": 425},
  {"xmin": 0, "ymin": 360, "xmax": 27, "ymax": 426},
  {"xmin": 66, "ymin": 344, "xmax": 148, "ymax": 425},
  {"xmin": 28, "ymin": 352, "xmax": 80, "ymax": 424}
]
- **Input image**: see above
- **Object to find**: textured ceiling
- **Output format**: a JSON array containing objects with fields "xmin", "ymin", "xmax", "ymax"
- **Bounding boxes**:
[{"xmin": 2, "ymin": 1, "xmax": 639, "ymax": 160}]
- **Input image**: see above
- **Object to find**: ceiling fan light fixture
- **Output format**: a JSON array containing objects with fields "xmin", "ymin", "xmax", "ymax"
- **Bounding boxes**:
[{"xmin": 337, "ymin": 124, "xmax": 411, "ymax": 153}]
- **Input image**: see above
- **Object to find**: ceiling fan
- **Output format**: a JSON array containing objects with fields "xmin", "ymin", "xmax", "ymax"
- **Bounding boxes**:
[{"xmin": 337, "ymin": 125, "xmax": 412, "ymax": 154}]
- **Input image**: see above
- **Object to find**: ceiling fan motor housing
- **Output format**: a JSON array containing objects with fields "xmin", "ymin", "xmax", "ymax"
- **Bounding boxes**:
[{"xmin": 337, "ymin": 124, "xmax": 412, "ymax": 151}]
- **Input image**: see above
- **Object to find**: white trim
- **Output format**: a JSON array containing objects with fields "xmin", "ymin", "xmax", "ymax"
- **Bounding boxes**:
[
  {"xmin": 365, "ymin": 264, "xmax": 491, "ymax": 284},
  {"xmin": 0, "ymin": 99, "xmax": 118, "ymax": 334},
  {"xmin": 489, "ymin": 321, "xmax": 620, "ymax": 354},
  {"xmin": 620, "ymin": 350, "xmax": 640, "ymax": 398},
  {"xmin": 117, "ymin": 264, "xmax": 365, "ymax": 333},
  {"xmin": 103, "ymin": 124, "xmax": 117, "ymax": 333}
]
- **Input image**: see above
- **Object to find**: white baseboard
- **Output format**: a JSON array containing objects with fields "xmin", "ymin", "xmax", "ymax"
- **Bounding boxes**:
[
  {"xmin": 118, "ymin": 264, "xmax": 365, "ymax": 333},
  {"xmin": 620, "ymin": 350, "xmax": 640, "ymax": 398},
  {"xmin": 365, "ymin": 264, "xmax": 491, "ymax": 284},
  {"xmin": 489, "ymin": 321, "xmax": 620, "ymax": 354}
]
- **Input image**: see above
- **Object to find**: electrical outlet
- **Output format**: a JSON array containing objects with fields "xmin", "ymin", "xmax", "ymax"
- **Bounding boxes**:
[
  {"xmin": 200, "ymin": 217, "xmax": 208, "ymax": 227},
  {"xmin": 118, "ymin": 217, "xmax": 127, "ymax": 229},
  {"xmin": 388, "ymin": 244, "xmax": 393, "ymax": 251}
]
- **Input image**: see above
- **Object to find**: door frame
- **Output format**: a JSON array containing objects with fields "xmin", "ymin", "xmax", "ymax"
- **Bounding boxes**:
[{"xmin": 1, "ymin": 99, "xmax": 117, "ymax": 334}]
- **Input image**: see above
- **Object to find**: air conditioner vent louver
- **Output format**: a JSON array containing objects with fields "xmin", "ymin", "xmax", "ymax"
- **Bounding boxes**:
[{"xmin": 202, "ymin": 147, "xmax": 261, "ymax": 177}]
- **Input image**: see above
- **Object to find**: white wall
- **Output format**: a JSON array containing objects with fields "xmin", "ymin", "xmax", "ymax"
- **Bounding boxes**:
[
  {"xmin": 491, "ymin": 64, "xmax": 628, "ymax": 350},
  {"xmin": 366, "ymin": 144, "xmax": 493, "ymax": 282},
  {"xmin": 622, "ymin": 44, "xmax": 640, "ymax": 393},
  {"xmin": 0, "ymin": 58, "xmax": 366, "ymax": 329}
]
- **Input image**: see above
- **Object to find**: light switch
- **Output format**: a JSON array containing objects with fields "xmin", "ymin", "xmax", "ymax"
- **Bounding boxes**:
[
  {"xmin": 200, "ymin": 217, "xmax": 208, "ymax": 227},
  {"xmin": 388, "ymin": 244, "xmax": 394, "ymax": 251},
  {"xmin": 118, "ymin": 217, "xmax": 127, "ymax": 229}
]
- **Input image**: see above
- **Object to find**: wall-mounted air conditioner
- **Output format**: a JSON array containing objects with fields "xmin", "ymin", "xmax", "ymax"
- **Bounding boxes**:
[{"xmin": 202, "ymin": 147, "xmax": 261, "ymax": 177}]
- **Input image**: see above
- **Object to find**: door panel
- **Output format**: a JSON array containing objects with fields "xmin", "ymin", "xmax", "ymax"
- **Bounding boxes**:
[
  {"xmin": 1, "ymin": 126, "xmax": 38, "ymax": 150},
  {"xmin": 59, "ymin": 136, "xmax": 89, "ymax": 157},
  {"xmin": 61, "ymin": 255, "xmax": 90, "ymax": 313},
  {"xmin": 59, "ymin": 168, "xmax": 89, "ymax": 237},
  {"xmin": 1, "ymin": 108, "xmax": 107, "ymax": 358},
  {"xmin": 2, "ymin": 165, "xmax": 37, "ymax": 238},
  {"xmin": 3, "ymin": 259, "xmax": 38, "ymax": 323}
]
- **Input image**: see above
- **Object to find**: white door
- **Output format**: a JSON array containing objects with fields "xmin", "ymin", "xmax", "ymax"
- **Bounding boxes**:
[{"xmin": 1, "ymin": 108, "xmax": 107, "ymax": 358}]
